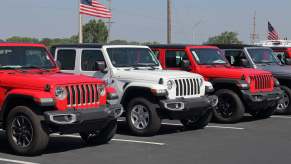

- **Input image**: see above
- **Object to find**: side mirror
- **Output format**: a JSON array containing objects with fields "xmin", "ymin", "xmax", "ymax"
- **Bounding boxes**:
[
  {"xmin": 181, "ymin": 60, "xmax": 191, "ymax": 71},
  {"xmin": 286, "ymin": 58, "xmax": 291, "ymax": 65},
  {"xmin": 95, "ymin": 61, "xmax": 107, "ymax": 73},
  {"xmin": 240, "ymin": 59, "xmax": 250, "ymax": 67}
]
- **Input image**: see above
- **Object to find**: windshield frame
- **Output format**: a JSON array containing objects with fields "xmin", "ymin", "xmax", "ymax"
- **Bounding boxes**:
[
  {"xmin": 245, "ymin": 47, "xmax": 281, "ymax": 65},
  {"xmin": 105, "ymin": 47, "xmax": 161, "ymax": 68},
  {"xmin": 0, "ymin": 46, "xmax": 57, "ymax": 70},
  {"xmin": 190, "ymin": 48, "xmax": 229, "ymax": 65}
]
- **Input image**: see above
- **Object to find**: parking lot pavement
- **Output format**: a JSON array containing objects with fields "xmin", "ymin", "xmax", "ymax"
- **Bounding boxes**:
[{"xmin": 1, "ymin": 115, "xmax": 291, "ymax": 164}]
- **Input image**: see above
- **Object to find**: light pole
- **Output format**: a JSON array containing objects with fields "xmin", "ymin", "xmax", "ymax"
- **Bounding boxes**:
[
  {"xmin": 107, "ymin": 0, "xmax": 114, "ymax": 43},
  {"xmin": 167, "ymin": 0, "xmax": 172, "ymax": 44},
  {"xmin": 193, "ymin": 20, "xmax": 203, "ymax": 44}
]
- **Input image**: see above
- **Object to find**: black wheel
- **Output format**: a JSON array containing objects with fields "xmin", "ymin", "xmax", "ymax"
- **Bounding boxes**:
[
  {"xmin": 250, "ymin": 105, "xmax": 276, "ymax": 119},
  {"xmin": 213, "ymin": 89, "xmax": 245, "ymax": 123},
  {"xmin": 80, "ymin": 120, "xmax": 117, "ymax": 145},
  {"xmin": 6, "ymin": 106, "xmax": 49, "ymax": 156},
  {"xmin": 181, "ymin": 110, "xmax": 212, "ymax": 130},
  {"xmin": 276, "ymin": 86, "xmax": 291, "ymax": 115},
  {"xmin": 126, "ymin": 97, "xmax": 161, "ymax": 136}
]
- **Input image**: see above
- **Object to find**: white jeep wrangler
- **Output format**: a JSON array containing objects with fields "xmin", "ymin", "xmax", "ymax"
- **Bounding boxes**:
[{"xmin": 51, "ymin": 45, "xmax": 218, "ymax": 136}]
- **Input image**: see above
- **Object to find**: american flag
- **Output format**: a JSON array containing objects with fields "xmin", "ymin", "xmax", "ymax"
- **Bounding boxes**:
[
  {"xmin": 267, "ymin": 21, "xmax": 279, "ymax": 40},
  {"xmin": 80, "ymin": 0, "xmax": 112, "ymax": 18}
]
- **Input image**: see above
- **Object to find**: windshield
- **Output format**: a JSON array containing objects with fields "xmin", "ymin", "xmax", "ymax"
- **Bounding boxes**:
[
  {"xmin": 0, "ymin": 47, "xmax": 56, "ymax": 70},
  {"xmin": 191, "ymin": 48, "xmax": 228, "ymax": 65},
  {"xmin": 107, "ymin": 48, "xmax": 160, "ymax": 67},
  {"xmin": 247, "ymin": 48, "xmax": 280, "ymax": 64}
]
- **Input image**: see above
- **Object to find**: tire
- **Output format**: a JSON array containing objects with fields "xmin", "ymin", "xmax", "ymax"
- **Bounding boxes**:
[
  {"xmin": 126, "ymin": 97, "xmax": 161, "ymax": 136},
  {"xmin": 6, "ymin": 106, "xmax": 49, "ymax": 156},
  {"xmin": 250, "ymin": 106, "xmax": 275, "ymax": 119},
  {"xmin": 276, "ymin": 86, "xmax": 291, "ymax": 115},
  {"xmin": 213, "ymin": 89, "xmax": 245, "ymax": 123},
  {"xmin": 181, "ymin": 109, "xmax": 212, "ymax": 130},
  {"xmin": 80, "ymin": 120, "xmax": 117, "ymax": 145}
]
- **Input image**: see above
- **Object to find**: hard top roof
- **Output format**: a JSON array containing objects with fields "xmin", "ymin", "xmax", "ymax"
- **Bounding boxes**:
[
  {"xmin": 51, "ymin": 44, "xmax": 103, "ymax": 49},
  {"xmin": 0, "ymin": 42, "xmax": 45, "ymax": 47},
  {"xmin": 210, "ymin": 44, "xmax": 261, "ymax": 49},
  {"xmin": 51, "ymin": 44, "xmax": 151, "ymax": 49},
  {"xmin": 148, "ymin": 44, "xmax": 217, "ymax": 49}
]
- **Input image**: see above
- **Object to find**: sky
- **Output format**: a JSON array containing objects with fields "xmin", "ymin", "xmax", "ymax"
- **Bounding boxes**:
[{"xmin": 0, "ymin": 0, "xmax": 290, "ymax": 44}]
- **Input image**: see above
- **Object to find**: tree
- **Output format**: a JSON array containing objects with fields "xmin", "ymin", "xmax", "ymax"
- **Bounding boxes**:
[
  {"xmin": 205, "ymin": 31, "xmax": 243, "ymax": 44},
  {"xmin": 0, "ymin": 39, "xmax": 4, "ymax": 42},
  {"xmin": 83, "ymin": 19, "xmax": 108, "ymax": 43},
  {"xmin": 6, "ymin": 36, "xmax": 39, "ymax": 43},
  {"xmin": 40, "ymin": 36, "xmax": 78, "ymax": 47}
]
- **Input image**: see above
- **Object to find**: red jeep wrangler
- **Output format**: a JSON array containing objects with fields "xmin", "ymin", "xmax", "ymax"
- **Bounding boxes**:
[
  {"xmin": 0, "ymin": 43, "xmax": 123, "ymax": 155},
  {"xmin": 149, "ymin": 45, "xmax": 282, "ymax": 123}
]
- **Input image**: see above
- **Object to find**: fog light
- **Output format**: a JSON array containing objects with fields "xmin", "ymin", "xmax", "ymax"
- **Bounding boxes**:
[
  {"xmin": 49, "ymin": 114, "xmax": 77, "ymax": 125},
  {"xmin": 164, "ymin": 102, "xmax": 185, "ymax": 111}
]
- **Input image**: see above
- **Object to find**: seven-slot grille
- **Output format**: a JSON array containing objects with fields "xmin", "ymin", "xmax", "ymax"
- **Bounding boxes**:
[
  {"xmin": 65, "ymin": 84, "xmax": 100, "ymax": 107},
  {"xmin": 174, "ymin": 78, "xmax": 202, "ymax": 97},
  {"xmin": 250, "ymin": 74, "xmax": 273, "ymax": 90}
]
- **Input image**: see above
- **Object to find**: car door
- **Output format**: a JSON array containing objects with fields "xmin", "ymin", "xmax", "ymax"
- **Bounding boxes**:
[
  {"xmin": 79, "ymin": 49, "xmax": 108, "ymax": 79},
  {"xmin": 55, "ymin": 49, "xmax": 77, "ymax": 74},
  {"xmin": 164, "ymin": 49, "xmax": 190, "ymax": 70},
  {"xmin": 224, "ymin": 49, "xmax": 251, "ymax": 68}
]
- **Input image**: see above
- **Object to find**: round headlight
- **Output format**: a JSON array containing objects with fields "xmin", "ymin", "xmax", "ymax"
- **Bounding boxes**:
[
  {"xmin": 55, "ymin": 87, "xmax": 67, "ymax": 100},
  {"xmin": 98, "ymin": 85, "xmax": 106, "ymax": 96},
  {"xmin": 167, "ymin": 80, "xmax": 174, "ymax": 90}
]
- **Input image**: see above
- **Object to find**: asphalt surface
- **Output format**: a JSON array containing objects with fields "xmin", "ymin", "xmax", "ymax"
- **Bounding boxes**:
[{"xmin": 1, "ymin": 115, "xmax": 291, "ymax": 164}]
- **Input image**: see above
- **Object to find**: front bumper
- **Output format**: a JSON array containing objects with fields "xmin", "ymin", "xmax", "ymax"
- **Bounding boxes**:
[
  {"xmin": 241, "ymin": 87, "xmax": 283, "ymax": 110},
  {"xmin": 44, "ymin": 104, "xmax": 123, "ymax": 134},
  {"xmin": 159, "ymin": 95, "xmax": 218, "ymax": 119}
]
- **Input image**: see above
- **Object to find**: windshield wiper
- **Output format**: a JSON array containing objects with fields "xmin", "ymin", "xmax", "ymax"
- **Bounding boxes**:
[
  {"xmin": 0, "ymin": 67, "xmax": 18, "ymax": 70},
  {"xmin": 133, "ymin": 63, "xmax": 158, "ymax": 70},
  {"xmin": 0, "ymin": 65, "xmax": 23, "ymax": 70},
  {"xmin": 20, "ymin": 66, "xmax": 50, "ymax": 72}
]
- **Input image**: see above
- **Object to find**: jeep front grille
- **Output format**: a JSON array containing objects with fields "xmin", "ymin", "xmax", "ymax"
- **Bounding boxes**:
[
  {"xmin": 250, "ymin": 74, "xmax": 273, "ymax": 90},
  {"xmin": 174, "ymin": 78, "xmax": 201, "ymax": 97},
  {"xmin": 65, "ymin": 84, "xmax": 100, "ymax": 107}
]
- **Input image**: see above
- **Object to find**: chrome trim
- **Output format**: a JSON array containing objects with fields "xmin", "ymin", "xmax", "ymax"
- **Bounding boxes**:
[
  {"xmin": 163, "ymin": 102, "xmax": 185, "ymax": 111},
  {"xmin": 48, "ymin": 114, "xmax": 77, "ymax": 125}
]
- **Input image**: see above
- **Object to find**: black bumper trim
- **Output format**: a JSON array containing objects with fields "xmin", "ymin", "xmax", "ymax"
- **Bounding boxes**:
[
  {"xmin": 159, "ymin": 96, "xmax": 214, "ymax": 119},
  {"xmin": 44, "ymin": 104, "xmax": 123, "ymax": 134},
  {"xmin": 241, "ymin": 87, "xmax": 283, "ymax": 103}
]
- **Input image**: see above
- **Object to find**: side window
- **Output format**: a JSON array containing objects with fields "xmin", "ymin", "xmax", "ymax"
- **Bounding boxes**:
[
  {"xmin": 81, "ymin": 50, "xmax": 106, "ymax": 71},
  {"xmin": 224, "ymin": 50, "xmax": 247, "ymax": 66},
  {"xmin": 57, "ymin": 49, "xmax": 76, "ymax": 70},
  {"xmin": 165, "ymin": 50, "xmax": 188, "ymax": 68}
]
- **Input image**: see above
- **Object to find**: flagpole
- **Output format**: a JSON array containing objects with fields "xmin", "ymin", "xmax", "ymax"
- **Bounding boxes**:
[{"xmin": 78, "ymin": 0, "xmax": 83, "ymax": 43}]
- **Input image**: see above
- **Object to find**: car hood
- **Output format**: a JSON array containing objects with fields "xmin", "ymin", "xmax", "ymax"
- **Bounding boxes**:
[
  {"xmin": 256, "ymin": 64, "xmax": 291, "ymax": 78},
  {"xmin": 113, "ymin": 69, "xmax": 202, "ymax": 83},
  {"xmin": 0, "ymin": 70, "xmax": 103, "ymax": 90},
  {"xmin": 198, "ymin": 66, "xmax": 271, "ymax": 79}
]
